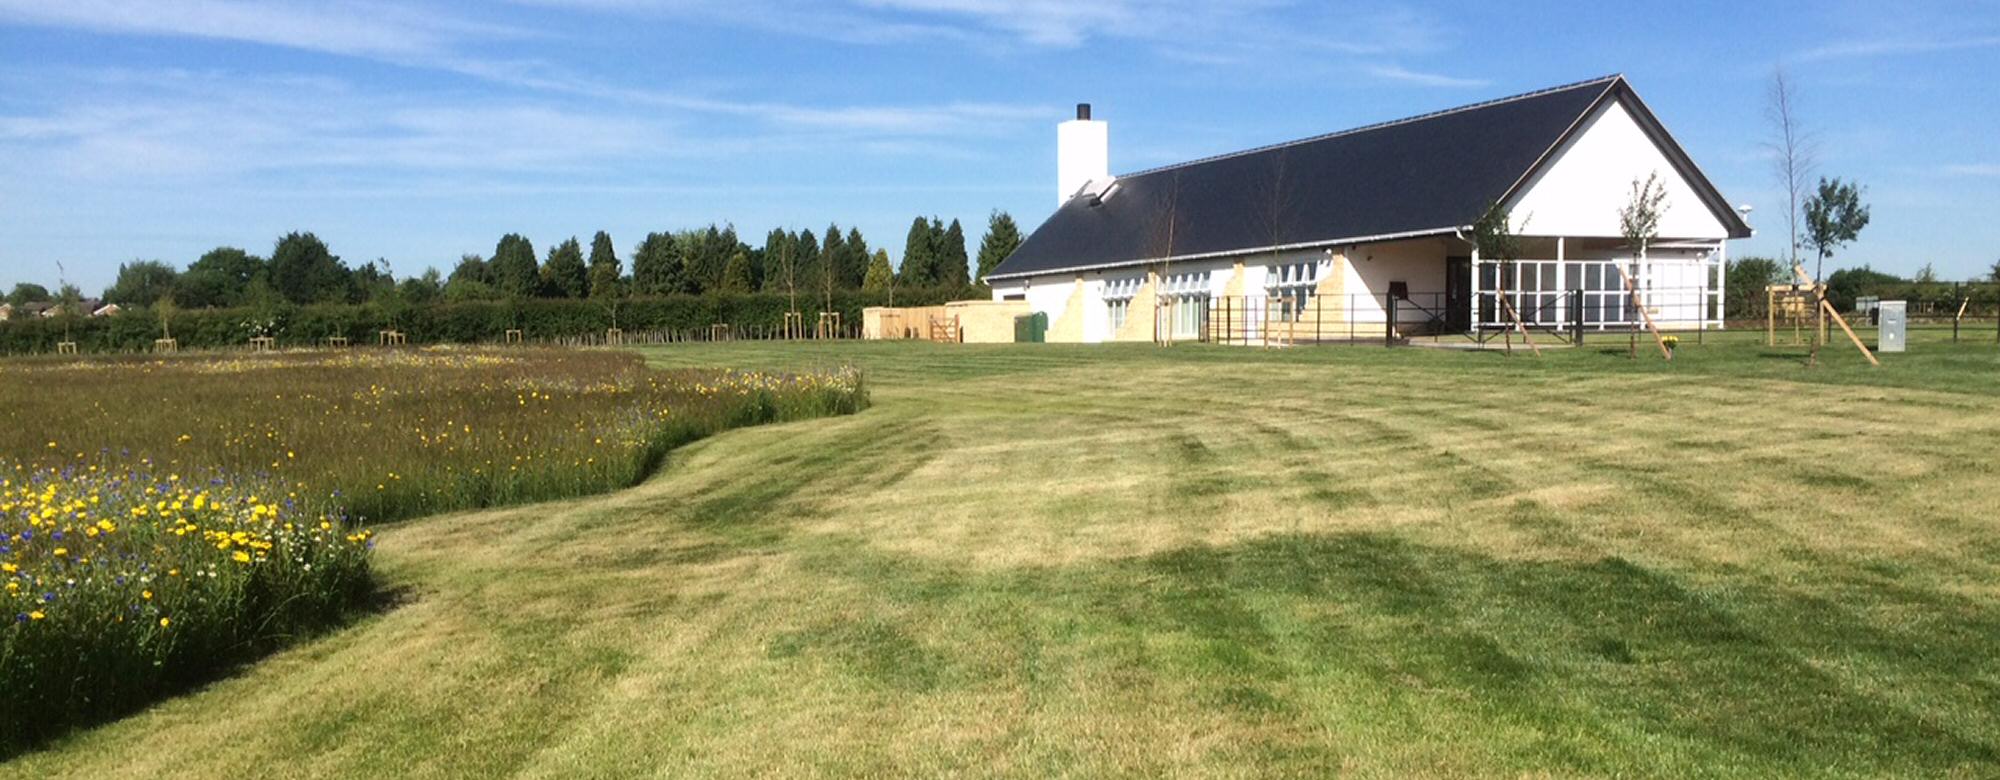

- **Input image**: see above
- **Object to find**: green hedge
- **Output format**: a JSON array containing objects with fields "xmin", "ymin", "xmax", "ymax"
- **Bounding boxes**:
[
  {"xmin": 1849, "ymin": 281, "xmax": 2000, "ymax": 311},
  {"xmin": 0, "ymin": 287, "xmax": 985, "ymax": 354}
]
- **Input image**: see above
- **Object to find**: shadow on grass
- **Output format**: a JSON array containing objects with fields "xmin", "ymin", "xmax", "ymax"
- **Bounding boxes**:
[
  {"xmin": 786, "ymin": 532, "xmax": 2000, "ymax": 775},
  {"xmin": 2, "ymin": 580, "xmax": 416, "ymax": 761}
]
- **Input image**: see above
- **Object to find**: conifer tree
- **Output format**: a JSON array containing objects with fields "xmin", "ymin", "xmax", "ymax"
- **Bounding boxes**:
[
  {"xmin": 720, "ymin": 251, "xmax": 754, "ymax": 293},
  {"xmin": 976, "ymin": 210, "xmax": 1023, "ymax": 282},
  {"xmin": 821, "ymin": 223, "xmax": 846, "ymax": 289},
  {"xmin": 489, "ymin": 233, "xmax": 539, "ymax": 298},
  {"xmin": 901, "ymin": 217, "xmax": 936, "ymax": 285},
  {"xmin": 842, "ymin": 227, "xmax": 870, "ymax": 288},
  {"xmin": 630, "ymin": 232, "xmax": 682, "ymax": 295},
  {"xmin": 862, "ymin": 249, "xmax": 894, "ymax": 292},
  {"xmin": 540, "ymin": 237, "xmax": 588, "ymax": 298},
  {"xmin": 939, "ymin": 218, "xmax": 970, "ymax": 287},
  {"xmin": 587, "ymin": 231, "xmax": 622, "ymax": 298},
  {"xmin": 795, "ymin": 229, "xmax": 823, "ymax": 296}
]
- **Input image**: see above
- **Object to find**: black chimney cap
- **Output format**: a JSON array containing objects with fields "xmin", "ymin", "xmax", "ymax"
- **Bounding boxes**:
[{"xmin": 1076, "ymin": 103, "xmax": 1092, "ymax": 121}]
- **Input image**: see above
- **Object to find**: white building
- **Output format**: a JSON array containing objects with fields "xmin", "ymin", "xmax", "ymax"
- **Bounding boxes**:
[{"xmin": 986, "ymin": 76, "xmax": 1751, "ymax": 344}]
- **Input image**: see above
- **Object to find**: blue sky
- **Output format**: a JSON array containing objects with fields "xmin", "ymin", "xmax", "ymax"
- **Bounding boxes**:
[{"xmin": 1, "ymin": 0, "xmax": 1996, "ymax": 294}]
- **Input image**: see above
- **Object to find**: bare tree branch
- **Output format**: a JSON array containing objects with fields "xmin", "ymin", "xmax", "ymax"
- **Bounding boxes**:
[{"xmin": 1763, "ymin": 67, "xmax": 1819, "ymax": 270}]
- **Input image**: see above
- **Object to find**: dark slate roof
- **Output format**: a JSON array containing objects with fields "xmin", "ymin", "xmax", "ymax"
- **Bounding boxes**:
[{"xmin": 990, "ymin": 75, "xmax": 1751, "ymax": 281}]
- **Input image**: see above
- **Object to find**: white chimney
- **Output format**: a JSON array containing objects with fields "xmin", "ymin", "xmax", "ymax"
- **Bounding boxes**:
[{"xmin": 1057, "ymin": 103, "xmax": 1108, "ymax": 205}]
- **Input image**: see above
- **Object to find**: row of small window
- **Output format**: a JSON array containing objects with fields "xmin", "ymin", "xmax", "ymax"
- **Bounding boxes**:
[
  {"xmin": 1265, "ymin": 262, "xmax": 1320, "ymax": 322},
  {"xmin": 1103, "ymin": 276, "xmax": 1144, "ymax": 302},
  {"xmin": 1265, "ymin": 262, "xmax": 1318, "ymax": 290},
  {"xmin": 1159, "ymin": 270, "xmax": 1212, "ymax": 296}
]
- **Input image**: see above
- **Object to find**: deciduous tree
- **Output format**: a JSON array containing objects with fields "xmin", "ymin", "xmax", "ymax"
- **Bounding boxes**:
[
  {"xmin": 1803, "ymin": 176, "xmax": 1870, "ymax": 364},
  {"xmin": 182, "ymin": 247, "xmax": 264, "ymax": 307},
  {"xmin": 1726, "ymin": 256, "xmax": 1784, "ymax": 318},
  {"xmin": 1618, "ymin": 173, "xmax": 1672, "ymax": 358},
  {"xmin": 104, "ymin": 260, "xmax": 181, "ymax": 308},
  {"xmin": 268, "ymin": 232, "xmax": 351, "ymax": 304},
  {"xmin": 401, "ymin": 268, "xmax": 443, "ymax": 305},
  {"xmin": 1765, "ymin": 67, "xmax": 1817, "ymax": 270},
  {"xmin": 5, "ymin": 283, "xmax": 50, "ymax": 306}
]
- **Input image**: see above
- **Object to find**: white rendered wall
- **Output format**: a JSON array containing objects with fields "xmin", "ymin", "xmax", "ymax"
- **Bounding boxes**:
[
  {"xmin": 1343, "ymin": 239, "xmax": 1449, "ymax": 324},
  {"xmin": 1057, "ymin": 119, "xmax": 1109, "ymax": 205},
  {"xmin": 1507, "ymin": 98, "xmax": 1730, "ymax": 241},
  {"xmin": 1020, "ymin": 278, "xmax": 1074, "ymax": 334}
]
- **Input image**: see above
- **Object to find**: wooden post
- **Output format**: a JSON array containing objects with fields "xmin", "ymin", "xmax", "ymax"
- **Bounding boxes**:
[
  {"xmin": 1767, "ymin": 287, "xmax": 1777, "ymax": 346},
  {"xmin": 1790, "ymin": 263, "xmax": 1879, "ymax": 366},
  {"xmin": 1497, "ymin": 291, "xmax": 1541, "ymax": 356},
  {"xmin": 1613, "ymin": 262, "xmax": 1671, "ymax": 360}
]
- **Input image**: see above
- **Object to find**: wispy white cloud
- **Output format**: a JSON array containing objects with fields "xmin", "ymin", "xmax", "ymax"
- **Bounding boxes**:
[
  {"xmin": 0, "ymin": 1, "xmax": 1055, "ymax": 142},
  {"xmin": 0, "ymin": 68, "xmax": 698, "ymax": 183},
  {"xmin": 1364, "ymin": 64, "xmax": 1489, "ymax": 89},
  {"xmin": 1796, "ymin": 33, "xmax": 2000, "ymax": 61},
  {"xmin": 0, "ymin": 66, "xmax": 1050, "ymax": 186},
  {"xmin": 0, "ymin": 0, "xmax": 525, "ymax": 60},
  {"xmin": 511, "ymin": 0, "xmax": 1465, "ymax": 79}
]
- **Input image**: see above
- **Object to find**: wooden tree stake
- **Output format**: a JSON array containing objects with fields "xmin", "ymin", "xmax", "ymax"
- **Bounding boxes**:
[
  {"xmin": 1614, "ymin": 263, "xmax": 1673, "ymax": 360},
  {"xmin": 1496, "ymin": 291, "xmax": 1541, "ymax": 356},
  {"xmin": 1791, "ymin": 263, "xmax": 1879, "ymax": 367}
]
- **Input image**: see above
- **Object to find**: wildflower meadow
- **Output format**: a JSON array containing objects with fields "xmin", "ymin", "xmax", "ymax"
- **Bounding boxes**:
[{"xmin": 0, "ymin": 346, "xmax": 866, "ymax": 752}]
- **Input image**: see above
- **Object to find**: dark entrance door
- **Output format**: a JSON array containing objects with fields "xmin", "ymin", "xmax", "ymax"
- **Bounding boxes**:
[{"xmin": 1445, "ymin": 256, "xmax": 1472, "ymax": 332}]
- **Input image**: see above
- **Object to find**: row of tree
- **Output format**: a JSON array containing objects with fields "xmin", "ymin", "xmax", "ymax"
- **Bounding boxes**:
[{"xmin": 13, "ymin": 212, "xmax": 1026, "ymax": 312}]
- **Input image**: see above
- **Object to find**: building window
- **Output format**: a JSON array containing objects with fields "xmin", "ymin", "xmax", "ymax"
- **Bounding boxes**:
[
  {"xmin": 1264, "ymin": 261, "xmax": 1319, "ymax": 322},
  {"xmin": 1103, "ymin": 276, "xmax": 1142, "ymax": 330},
  {"xmin": 1159, "ymin": 270, "xmax": 1212, "ymax": 339}
]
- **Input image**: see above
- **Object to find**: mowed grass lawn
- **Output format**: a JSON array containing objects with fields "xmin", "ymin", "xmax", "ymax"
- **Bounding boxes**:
[{"xmin": 8, "ymin": 333, "xmax": 2000, "ymax": 778}]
